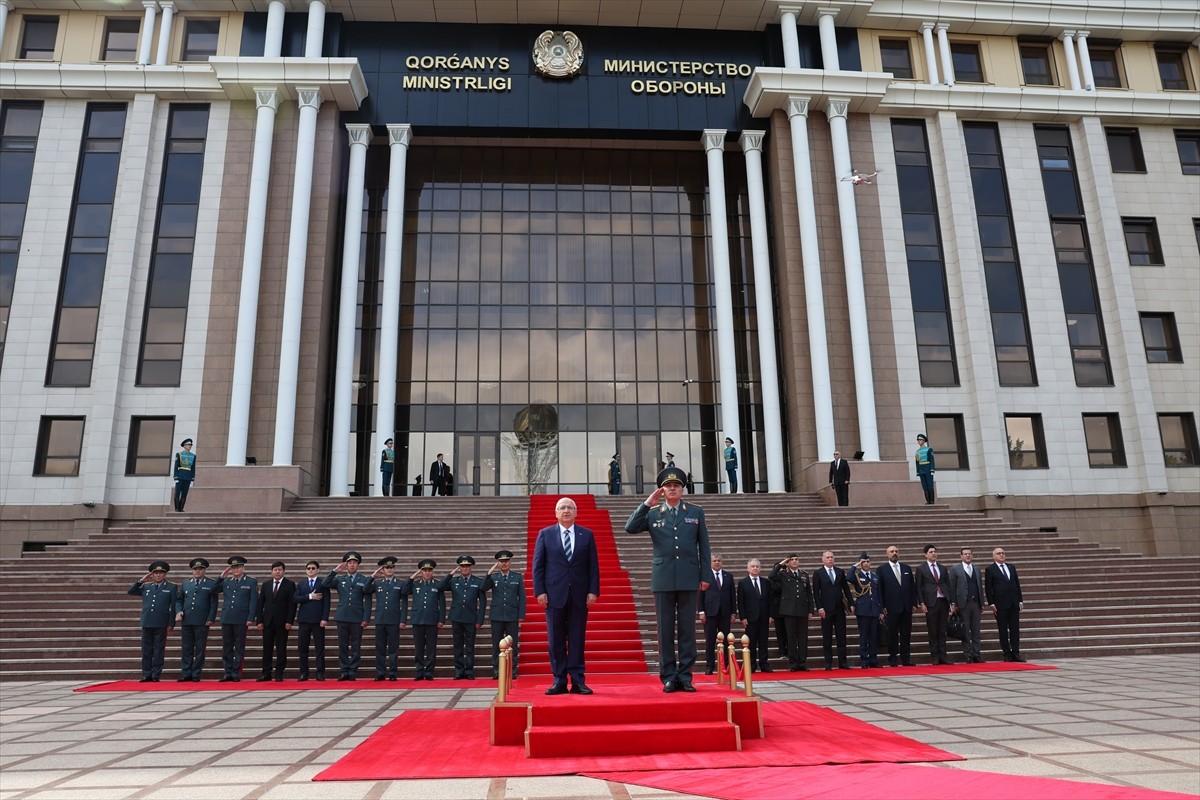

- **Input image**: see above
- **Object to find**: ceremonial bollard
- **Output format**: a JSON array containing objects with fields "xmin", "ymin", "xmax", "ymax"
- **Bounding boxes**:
[
  {"xmin": 497, "ymin": 636, "xmax": 513, "ymax": 701},
  {"xmin": 716, "ymin": 632, "xmax": 727, "ymax": 686},
  {"xmin": 741, "ymin": 634, "xmax": 753, "ymax": 697},
  {"xmin": 725, "ymin": 635, "xmax": 738, "ymax": 688}
]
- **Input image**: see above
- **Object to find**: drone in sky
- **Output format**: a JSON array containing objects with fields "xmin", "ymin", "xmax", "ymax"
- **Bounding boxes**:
[{"xmin": 842, "ymin": 169, "xmax": 878, "ymax": 186}]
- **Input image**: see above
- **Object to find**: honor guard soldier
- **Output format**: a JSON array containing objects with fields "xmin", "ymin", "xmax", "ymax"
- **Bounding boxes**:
[
  {"xmin": 293, "ymin": 560, "xmax": 331, "ymax": 681},
  {"xmin": 321, "ymin": 551, "xmax": 373, "ymax": 681},
  {"xmin": 128, "ymin": 561, "xmax": 177, "ymax": 682},
  {"xmin": 485, "ymin": 550, "xmax": 527, "ymax": 679},
  {"xmin": 175, "ymin": 557, "xmax": 221, "ymax": 681},
  {"xmin": 402, "ymin": 559, "xmax": 445, "ymax": 680},
  {"xmin": 173, "ymin": 438, "xmax": 196, "ymax": 512},
  {"xmin": 217, "ymin": 556, "xmax": 257, "ymax": 682},
  {"xmin": 367, "ymin": 556, "xmax": 409, "ymax": 681},
  {"xmin": 438, "ymin": 555, "xmax": 487, "ymax": 680}
]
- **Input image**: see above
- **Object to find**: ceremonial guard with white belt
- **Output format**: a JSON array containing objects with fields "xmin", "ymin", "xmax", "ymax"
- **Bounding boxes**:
[
  {"xmin": 128, "ymin": 560, "xmax": 177, "ymax": 682},
  {"xmin": 175, "ymin": 557, "xmax": 221, "ymax": 681},
  {"xmin": 172, "ymin": 438, "xmax": 196, "ymax": 512},
  {"xmin": 403, "ymin": 558, "xmax": 446, "ymax": 680},
  {"xmin": 485, "ymin": 549, "xmax": 527, "ymax": 679},
  {"xmin": 321, "ymin": 550, "xmax": 373, "ymax": 681},
  {"xmin": 438, "ymin": 555, "xmax": 487, "ymax": 680},
  {"xmin": 217, "ymin": 556, "xmax": 257, "ymax": 682},
  {"xmin": 367, "ymin": 556, "xmax": 408, "ymax": 681}
]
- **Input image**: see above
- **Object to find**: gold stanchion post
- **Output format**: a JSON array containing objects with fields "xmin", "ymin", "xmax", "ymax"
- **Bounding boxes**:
[
  {"xmin": 497, "ymin": 636, "xmax": 513, "ymax": 701},
  {"xmin": 741, "ymin": 634, "xmax": 753, "ymax": 697},
  {"xmin": 716, "ymin": 632, "xmax": 726, "ymax": 686}
]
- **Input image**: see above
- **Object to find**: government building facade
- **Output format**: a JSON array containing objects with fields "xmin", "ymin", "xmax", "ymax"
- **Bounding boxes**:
[{"xmin": 1, "ymin": 0, "xmax": 1197, "ymax": 557}]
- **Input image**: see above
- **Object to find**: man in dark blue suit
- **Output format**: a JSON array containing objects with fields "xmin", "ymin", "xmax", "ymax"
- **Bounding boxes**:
[
  {"xmin": 293, "ymin": 560, "xmax": 330, "ymax": 681},
  {"xmin": 737, "ymin": 559, "xmax": 773, "ymax": 673},
  {"xmin": 533, "ymin": 497, "xmax": 600, "ymax": 695},
  {"xmin": 878, "ymin": 545, "xmax": 918, "ymax": 667},
  {"xmin": 698, "ymin": 554, "xmax": 736, "ymax": 675}
]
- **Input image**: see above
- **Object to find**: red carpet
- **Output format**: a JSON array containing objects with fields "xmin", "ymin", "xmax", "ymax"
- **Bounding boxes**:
[{"xmin": 585, "ymin": 764, "xmax": 1199, "ymax": 800}]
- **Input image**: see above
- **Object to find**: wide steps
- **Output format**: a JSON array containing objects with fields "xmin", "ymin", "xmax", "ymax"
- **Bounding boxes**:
[{"xmin": 525, "ymin": 720, "xmax": 739, "ymax": 758}]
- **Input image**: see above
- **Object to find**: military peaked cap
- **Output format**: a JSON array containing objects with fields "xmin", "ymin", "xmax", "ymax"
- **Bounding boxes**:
[{"xmin": 657, "ymin": 467, "xmax": 686, "ymax": 487}]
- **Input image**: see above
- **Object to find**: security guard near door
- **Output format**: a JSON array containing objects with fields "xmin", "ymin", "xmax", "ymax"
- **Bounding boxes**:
[
  {"xmin": 438, "ymin": 555, "xmax": 487, "ymax": 680},
  {"xmin": 128, "ymin": 560, "xmax": 177, "ymax": 682},
  {"xmin": 485, "ymin": 549, "xmax": 527, "ymax": 679},
  {"xmin": 217, "ymin": 556, "xmax": 257, "ymax": 682},
  {"xmin": 321, "ymin": 550, "xmax": 373, "ymax": 681},
  {"xmin": 175, "ymin": 557, "xmax": 221, "ymax": 681},
  {"xmin": 402, "ymin": 559, "xmax": 446, "ymax": 680},
  {"xmin": 367, "ymin": 556, "xmax": 408, "ymax": 681}
]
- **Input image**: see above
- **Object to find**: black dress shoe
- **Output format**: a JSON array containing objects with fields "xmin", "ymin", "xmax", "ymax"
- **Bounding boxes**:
[
  {"xmin": 662, "ymin": 680, "xmax": 678, "ymax": 693},
  {"xmin": 274, "ymin": 676, "xmax": 283, "ymax": 682},
  {"xmin": 423, "ymin": 675, "xmax": 434, "ymax": 681},
  {"xmin": 414, "ymin": 676, "xmax": 423, "ymax": 681},
  {"xmin": 176, "ymin": 677, "xmax": 188, "ymax": 682},
  {"xmin": 466, "ymin": 675, "xmax": 476, "ymax": 680},
  {"xmin": 570, "ymin": 683, "xmax": 593, "ymax": 695},
  {"xmin": 704, "ymin": 668, "xmax": 714, "ymax": 675},
  {"xmin": 545, "ymin": 684, "xmax": 569, "ymax": 695},
  {"xmin": 824, "ymin": 666, "xmax": 832, "ymax": 671},
  {"xmin": 337, "ymin": 676, "xmax": 350, "ymax": 682},
  {"xmin": 256, "ymin": 676, "xmax": 271, "ymax": 682},
  {"xmin": 375, "ymin": 676, "xmax": 386, "ymax": 682},
  {"xmin": 1013, "ymin": 655, "xmax": 1027, "ymax": 663},
  {"xmin": 902, "ymin": 661, "xmax": 916, "ymax": 667},
  {"xmin": 298, "ymin": 676, "xmax": 309, "ymax": 682},
  {"xmin": 139, "ymin": 678, "xmax": 152, "ymax": 683},
  {"xmin": 315, "ymin": 675, "xmax": 325, "ymax": 681},
  {"xmin": 760, "ymin": 667, "xmax": 774, "ymax": 673},
  {"xmin": 838, "ymin": 662, "xmax": 850, "ymax": 670},
  {"xmin": 976, "ymin": 657, "xmax": 986, "ymax": 663},
  {"xmin": 679, "ymin": 682, "xmax": 696, "ymax": 693},
  {"xmin": 388, "ymin": 676, "xmax": 397, "ymax": 681}
]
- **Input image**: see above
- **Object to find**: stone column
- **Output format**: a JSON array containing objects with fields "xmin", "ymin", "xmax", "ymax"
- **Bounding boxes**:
[
  {"xmin": 263, "ymin": 0, "xmax": 286, "ymax": 58},
  {"xmin": 1061, "ymin": 31, "xmax": 1082, "ymax": 90},
  {"xmin": 936, "ymin": 24, "xmax": 954, "ymax": 86},
  {"xmin": 304, "ymin": 0, "xmax": 326, "ymax": 58},
  {"xmin": 920, "ymin": 23, "xmax": 939, "ymax": 84},
  {"xmin": 154, "ymin": 1, "xmax": 174, "ymax": 65},
  {"xmin": 778, "ymin": 5, "xmax": 801, "ymax": 69},
  {"xmin": 1076, "ymin": 31, "xmax": 1095, "ymax": 91},
  {"xmin": 137, "ymin": 2, "xmax": 157, "ymax": 65},
  {"xmin": 817, "ymin": 8, "xmax": 840, "ymax": 71}
]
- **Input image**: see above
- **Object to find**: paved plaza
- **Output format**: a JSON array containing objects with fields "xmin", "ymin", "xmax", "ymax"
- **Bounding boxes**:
[{"xmin": 1, "ymin": 655, "xmax": 1197, "ymax": 799}]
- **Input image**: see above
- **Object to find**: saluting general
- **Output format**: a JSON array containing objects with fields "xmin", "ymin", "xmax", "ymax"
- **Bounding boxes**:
[
  {"xmin": 625, "ymin": 467, "xmax": 712, "ymax": 693},
  {"xmin": 217, "ymin": 556, "xmax": 257, "ymax": 682},
  {"xmin": 321, "ymin": 550, "xmax": 373, "ymax": 681},
  {"xmin": 128, "ymin": 560, "xmax": 177, "ymax": 682},
  {"xmin": 438, "ymin": 555, "xmax": 488, "ymax": 680},
  {"xmin": 402, "ymin": 558, "xmax": 446, "ymax": 680},
  {"xmin": 175, "ymin": 557, "xmax": 221, "ymax": 682},
  {"xmin": 485, "ymin": 549, "xmax": 527, "ymax": 679}
]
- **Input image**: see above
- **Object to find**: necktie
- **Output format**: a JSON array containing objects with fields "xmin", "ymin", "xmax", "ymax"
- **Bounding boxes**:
[
  {"xmin": 715, "ymin": 571, "xmax": 721, "ymax": 588},
  {"xmin": 1002, "ymin": 564, "xmax": 1009, "ymax": 579},
  {"xmin": 754, "ymin": 578, "xmax": 760, "ymax": 595},
  {"xmin": 273, "ymin": 580, "xmax": 280, "ymax": 595},
  {"xmin": 827, "ymin": 568, "xmax": 834, "ymax": 582},
  {"xmin": 932, "ymin": 564, "xmax": 939, "ymax": 581},
  {"xmin": 893, "ymin": 563, "xmax": 901, "ymax": 581},
  {"xmin": 309, "ymin": 578, "xmax": 315, "ymax": 592},
  {"xmin": 562, "ymin": 528, "xmax": 573, "ymax": 560}
]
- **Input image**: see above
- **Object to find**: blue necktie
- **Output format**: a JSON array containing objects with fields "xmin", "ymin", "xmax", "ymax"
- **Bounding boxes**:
[{"xmin": 562, "ymin": 528, "xmax": 573, "ymax": 560}]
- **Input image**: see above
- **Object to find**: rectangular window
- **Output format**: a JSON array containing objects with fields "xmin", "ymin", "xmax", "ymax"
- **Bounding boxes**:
[
  {"xmin": 923, "ymin": 415, "xmax": 968, "ymax": 470},
  {"xmin": 950, "ymin": 42, "xmax": 984, "ymax": 82},
  {"xmin": 1019, "ymin": 43, "xmax": 1054, "ymax": 86},
  {"xmin": 1156, "ymin": 45, "xmax": 1192, "ymax": 91},
  {"xmin": 1158, "ymin": 413, "xmax": 1199, "ymax": 466},
  {"xmin": 1140, "ymin": 312, "xmax": 1183, "ymax": 363},
  {"xmin": 101, "ymin": 18, "xmax": 140, "ymax": 62},
  {"xmin": 880, "ymin": 39, "xmax": 914, "ymax": 79},
  {"xmin": 1122, "ymin": 218, "xmax": 1164, "ymax": 266},
  {"xmin": 1005, "ymin": 414, "xmax": 1047, "ymax": 470},
  {"xmin": 1105, "ymin": 127, "xmax": 1146, "ymax": 173},
  {"xmin": 126, "ymin": 416, "xmax": 175, "ymax": 476},
  {"xmin": 0, "ymin": 101, "xmax": 44, "ymax": 371},
  {"xmin": 1089, "ymin": 45, "xmax": 1123, "ymax": 88},
  {"xmin": 1083, "ymin": 413, "xmax": 1126, "ymax": 467},
  {"xmin": 1175, "ymin": 130, "xmax": 1200, "ymax": 175},
  {"xmin": 34, "ymin": 416, "xmax": 85, "ymax": 476},
  {"xmin": 181, "ymin": 19, "xmax": 220, "ymax": 61},
  {"xmin": 19, "ymin": 16, "xmax": 58, "ymax": 59}
]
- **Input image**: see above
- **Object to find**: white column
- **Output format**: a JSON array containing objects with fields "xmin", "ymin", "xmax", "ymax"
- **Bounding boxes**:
[
  {"xmin": 137, "ymin": 2, "xmax": 157, "ymax": 65},
  {"xmin": 817, "ymin": 8, "xmax": 840, "ymax": 71},
  {"xmin": 738, "ymin": 131, "xmax": 786, "ymax": 493},
  {"xmin": 701, "ymin": 129, "xmax": 743, "ymax": 492},
  {"xmin": 272, "ymin": 87, "xmax": 324, "ymax": 466},
  {"xmin": 154, "ymin": 1, "xmax": 174, "ymax": 65},
  {"xmin": 329, "ymin": 124, "xmax": 372, "ymax": 497},
  {"xmin": 786, "ymin": 97, "xmax": 836, "ymax": 462},
  {"xmin": 226, "ymin": 88, "xmax": 280, "ymax": 467},
  {"xmin": 824, "ymin": 99, "xmax": 879, "ymax": 460},
  {"xmin": 0, "ymin": 2, "xmax": 9, "ymax": 59},
  {"xmin": 1061, "ymin": 31, "xmax": 1081, "ymax": 90},
  {"xmin": 1076, "ymin": 31, "xmax": 1095, "ymax": 91},
  {"xmin": 921, "ymin": 23, "xmax": 939, "ymax": 85},
  {"xmin": 304, "ymin": 0, "xmax": 326, "ymax": 58},
  {"xmin": 778, "ymin": 5, "xmax": 801, "ymax": 69},
  {"xmin": 263, "ymin": 0, "xmax": 287, "ymax": 58},
  {"xmin": 375, "ymin": 124, "xmax": 412, "ymax": 496},
  {"xmin": 935, "ymin": 24, "xmax": 954, "ymax": 86}
]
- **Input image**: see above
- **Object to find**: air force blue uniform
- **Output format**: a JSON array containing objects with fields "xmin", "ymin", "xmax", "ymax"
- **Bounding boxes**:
[
  {"xmin": 366, "ymin": 577, "xmax": 408, "ymax": 679},
  {"xmin": 321, "ymin": 569, "xmax": 373, "ymax": 679},
  {"xmin": 177, "ymin": 575, "xmax": 221, "ymax": 679},
  {"xmin": 218, "ymin": 575, "xmax": 257, "ymax": 680},
  {"xmin": 128, "ymin": 578, "xmax": 177, "ymax": 680},
  {"xmin": 438, "ymin": 573, "xmax": 487, "ymax": 679},
  {"xmin": 485, "ymin": 570, "xmax": 526, "ymax": 678},
  {"xmin": 402, "ymin": 577, "xmax": 446, "ymax": 679}
]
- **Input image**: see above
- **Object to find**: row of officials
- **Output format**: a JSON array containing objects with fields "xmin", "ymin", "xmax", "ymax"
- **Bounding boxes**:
[{"xmin": 127, "ymin": 550, "xmax": 526, "ymax": 683}]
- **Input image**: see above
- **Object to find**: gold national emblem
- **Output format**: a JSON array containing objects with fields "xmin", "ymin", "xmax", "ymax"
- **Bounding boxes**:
[{"xmin": 533, "ymin": 30, "xmax": 584, "ymax": 78}]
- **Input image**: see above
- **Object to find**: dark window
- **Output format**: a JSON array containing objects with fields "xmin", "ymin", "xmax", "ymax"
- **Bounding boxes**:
[
  {"xmin": 950, "ymin": 42, "xmax": 984, "ymax": 82},
  {"xmin": 102, "ymin": 18, "xmax": 140, "ymax": 62},
  {"xmin": 1122, "ymin": 218, "xmax": 1164, "ymax": 266},
  {"xmin": 1019, "ymin": 44, "xmax": 1054, "ymax": 86},
  {"xmin": 0, "ymin": 101, "xmax": 44, "ymax": 370},
  {"xmin": 1089, "ymin": 46, "xmax": 1123, "ymax": 88},
  {"xmin": 880, "ymin": 39, "xmax": 914, "ymax": 79},
  {"xmin": 1156, "ymin": 45, "xmax": 1191, "ymax": 91},
  {"xmin": 1175, "ymin": 130, "xmax": 1200, "ymax": 175},
  {"xmin": 1140, "ymin": 313, "xmax": 1183, "ymax": 363},
  {"xmin": 924, "ymin": 415, "xmax": 968, "ymax": 470},
  {"xmin": 1005, "ymin": 414, "xmax": 1046, "ymax": 470},
  {"xmin": 181, "ymin": 19, "xmax": 219, "ymax": 61},
  {"xmin": 1105, "ymin": 128, "xmax": 1145, "ymax": 173},
  {"xmin": 127, "ymin": 417, "xmax": 175, "ymax": 476},
  {"xmin": 1083, "ymin": 413, "xmax": 1126, "ymax": 467},
  {"xmin": 1158, "ymin": 413, "xmax": 1199, "ymax": 466},
  {"xmin": 34, "ymin": 417, "xmax": 85, "ymax": 476},
  {"xmin": 19, "ymin": 16, "xmax": 58, "ymax": 59}
]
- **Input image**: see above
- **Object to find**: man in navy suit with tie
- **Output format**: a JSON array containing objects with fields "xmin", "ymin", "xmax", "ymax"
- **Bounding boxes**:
[
  {"xmin": 533, "ymin": 497, "xmax": 600, "ymax": 695},
  {"xmin": 915, "ymin": 544, "xmax": 954, "ymax": 665},
  {"xmin": 878, "ymin": 545, "xmax": 918, "ymax": 667},
  {"xmin": 293, "ymin": 560, "xmax": 330, "ymax": 681},
  {"xmin": 698, "ymin": 554, "xmax": 736, "ymax": 675},
  {"xmin": 737, "ymin": 559, "xmax": 773, "ymax": 673}
]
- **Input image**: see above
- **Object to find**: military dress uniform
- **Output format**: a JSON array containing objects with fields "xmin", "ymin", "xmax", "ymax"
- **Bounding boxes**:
[
  {"xmin": 849, "ymin": 557, "xmax": 883, "ymax": 668},
  {"xmin": 768, "ymin": 558, "xmax": 814, "ymax": 671},
  {"xmin": 438, "ymin": 555, "xmax": 487, "ymax": 679},
  {"xmin": 402, "ymin": 559, "xmax": 446, "ymax": 680},
  {"xmin": 127, "ymin": 561, "xmax": 178, "ymax": 681},
  {"xmin": 173, "ymin": 439, "xmax": 196, "ymax": 512},
  {"xmin": 320, "ymin": 551, "xmax": 373, "ymax": 680},
  {"xmin": 176, "ymin": 557, "xmax": 222, "ymax": 681},
  {"xmin": 218, "ymin": 557, "xmax": 258, "ymax": 681},
  {"xmin": 484, "ymin": 549, "xmax": 527, "ymax": 679},
  {"xmin": 366, "ymin": 557, "xmax": 409, "ymax": 680}
]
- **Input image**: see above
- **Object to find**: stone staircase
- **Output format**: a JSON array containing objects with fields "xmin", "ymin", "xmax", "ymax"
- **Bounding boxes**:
[{"xmin": 0, "ymin": 494, "xmax": 1197, "ymax": 681}]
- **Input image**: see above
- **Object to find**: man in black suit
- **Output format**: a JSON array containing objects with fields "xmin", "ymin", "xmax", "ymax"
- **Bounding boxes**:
[
  {"xmin": 828, "ymin": 450, "xmax": 851, "ymax": 507},
  {"xmin": 698, "ymin": 554, "xmax": 736, "ymax": 675},
  {"xmin": 812, "ymin": 550, "xmax": 853, "ymax": 670},
  {"xmin": 293, "ymin": 560, "xmax": 330, "ymax": 681},
  {"xmin": 915, "ymin": 544, "xmax": 954, "ymax": 665},
  {"xmin": 878, "ymin": 545, "xmax": 917, "ymax": 666},
  {"xmin": 533, "ymin": 497, "xmax": 600, "ymax": 695},
  {"xmin": 255, "ymin": 561, "xmax": 296, "ymax": 681},
  {"xmin": 769, "ymin": 554, "xmax": 813, "ymax": 671},
  {"xmin": 949, "ymin": 547, "xmax": 985, "ymax": 663},
  {"xmin": 736, "ymin": 559, "xmax": 773, "ymax": 673},
  {"xmin": 429, "ymin": 453, "xmax": 451, "ymax": 496},
  {"xmin": 985, "ymin": 546, "xmax": 1026, "ymax": 662}
]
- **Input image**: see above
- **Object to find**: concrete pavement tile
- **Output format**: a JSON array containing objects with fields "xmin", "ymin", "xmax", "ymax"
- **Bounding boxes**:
[
  {"xmin": 989, "ymin": 713, "xmax": 1074, "ymax": 725},
  {"xmin": 57, "ymin": 768, "xmax": 184, "ymax": 788},
  {"xmin": 18, "ymin": 788, "xmax": 139, "ymax": 800},
  {"xmin": 502, "ymin": 776, "xmax": 618, "ymax": 797},
  {"xmin": 991, "ymin": 737, "xmax": 1109, "ymax": 755},
  {"xmin": 209, "ymin": 750, "xmax": 306, "ymax": 766},
  {"xmin": 1080, "ymin": 733, "xmax": 1199, "ymax": 750},
  {"xmin": 1050, "ymin": 752, "xmax": 1199, "ymax": 772},
  {"xmin": 943, "ymin": 756, "xmax": 1080, "ymax": 777},
  {"xmin": 105, "ymin": 752, "xmax": 213, "ymax": 768},
  {"xmin": 1120, "ymin": 717, "xmax": 1200, "ymax": 733},
  {"xmin": 0, "ymin": 770, "xmax": 76, "ymax": 790},
  {"xmin": 377, "ymin": 778, "xmax": 496, "ymax": 799},
  {"xmin": 258, "ymin": 784, "xmax": 377, "ymax": 800},
  {"xmin": 11, "ymin": 753, "xmax": 123, "ymax": 769},
  {"xmin": 1117, "ymin": 772, "xmax": 1200, "ymax": 794},
  {"xmin": 141, "ymin": 787, "xmax": 257, "ymax": 800},
  {"xmin": 237, "ymin": 737, "xmax": 338, "ymax": 750},
  {"xmin": 144, "ymin": 740, "xmax": 230, "ymax": 753},
  {"xmin": 160, "ymin": 766, "xmax": 294, "ymax": 784},
  {"xmin": 1035, "ymin": 722, "xmax": 1141, "ymax": 736},
  {"xmin": 1070, "ymin": 709, "xmax": 1159, "ymax": 722}
]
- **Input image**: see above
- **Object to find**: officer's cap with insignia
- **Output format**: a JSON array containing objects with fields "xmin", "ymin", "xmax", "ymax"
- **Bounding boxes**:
[
  {"xmin": 378, "ymin": 556, "xmax": 398, "ymax": 568},
  {"xmin": 418, "ymin": 558, "xmax": 437, "ymax": 570},
  {"xmin": 457, "ymin": 555, "xmax": 475, "ymax": 566},
  {"xmin": 611, "ymin": 452, "xmax": 619, "ymax": 459},
  {"xmin": 180, "ymin": 438, "xmax": 193, "ymax": 447},
  {"xmin": 786, "ymin": 553, "xmax": 799, "ymax": 560},
  {"xmin": 189, "ymin": 557, "xmax": 209, "ymax": 570},
  {"xmin": 725, "ymin": 437, "xmax": 734, "ymax": 444},
  {"xmin": 657, "ymin": 467, "xmax": 686, "ymax": 487},
  {"xmin": 859, "ymin": 551, "xmax": 871, "ymax": 562},
  {"xmin": 666, "ymin": 452, "xmax": 675, "ymax": 458},
  {"xmin": 149, "ymin": 560, "xmax": 170, "ymax": 573},
  {"xmin": 495, "ymin": 549, "xmax": 513, "ymax": 561},
  {"xmin": 227, "ymin": 556, "xmax": 247, "ymax": 567},
  {"xmin": 342, "ymin": 551, "xmax": 362, "ymax": 563}
]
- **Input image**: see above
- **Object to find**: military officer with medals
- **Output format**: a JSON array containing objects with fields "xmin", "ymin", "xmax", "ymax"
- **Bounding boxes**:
[
  {"xmin": 849, "ymin": 552, "xmax": 884, "ymax": 668},
  {"xmin": 367, "ymin": 556, "xmax": 408, "ymax": 681},
  {"xmin": 175, "ymin": 557, "xmax": 221, "ymax": 681},
  {"xmin": 485, "ymin": 549, "xmax": 527, "ymax": 679},
  {"xmin": 321, "ymin": 550, "xmax": 373, "ymax": 681},
  {"xmin": 438, "ymin": 555, "xmax": 487, "ymax": 680},
  {"xmin": 769, "ymin": 553, "xmax": 814, "ymax": 671},
  {"xmin": 402, "ymin": 559, "xmax": 446, "ymax": 680},
  {"xmin": 217, "ymin": 556, "xmax": 257, "ymax": 682},
  {"xmin": 128, "ymin": 560, "xmax": 177, "ymax": 682}
]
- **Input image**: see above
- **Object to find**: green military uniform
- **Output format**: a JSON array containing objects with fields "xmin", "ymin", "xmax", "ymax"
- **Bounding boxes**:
[
  {"xmin": 484, "ymin": 549, "xmax": 526, "ymax": 679},
  {"xmin": 128, "ymin": 560, "xmax": 177, "ymax": 681},
  {"xmin": 403, "ymin": 559, "xmax": 445, "ymax": 679},
  {"xmin": 438, "ymin": 555, "xmax": 487, "ymax": 679}
]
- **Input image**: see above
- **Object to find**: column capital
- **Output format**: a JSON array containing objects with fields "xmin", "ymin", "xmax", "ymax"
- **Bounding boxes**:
[
  {"xmin": 158, "ymin": 1, "xmax": 175, "ymax": 10},
  {"xmin": 307, "ymin": 0, "xmax": 325, "ymax": 7},
  {"xmin": 785, "ymin": 95, "xmax": 810, "ymax": 119},
  {"xmin": 296, "ymin": 87, "xmax": 323, "ymax": 109},
  {"xmin": 920, "ymin": 21, "xmax": 935, "ymax": 32},
  {"xmin": 701, "ymin": 129, "xmax": 727, "ymax": 153},
  {"xmin": 739, "ymin": 130, "xmax": 765, "ymax": 153},
  {"xmin": 935, "ymin": 22, "xmax": 950, "ymax": 33},
  {"xmin": 346, "ymin": 123, "xmax": 371, "ymax": 147},
  {"xmin": 824, "ymin": 98, "xmax": 849, "ymax": 119},
  {"xmin": 1060, "ymin": 30, "xmax": 1076, "ymax": 40},
  {"xmin": 777, "ymin": 4, "xmax": 801, "ymax": 20},
  {"xmin": 1075, "ymin": 30, "xmax": 1089, "ymax": 38},
  {"xmin": 254, "ymin": 87, "xmax": 280, "ymax": 110},
  {"xmin": 142, "ymin": 1, "xmax": 159, "ymax": 10},
  {"xmin": 387, "ymin": 123, "xmax": 412, "ymax": 148},
  {"xmin": 816, "ymin": 7, "xmax": 840, "ymax": 20}
]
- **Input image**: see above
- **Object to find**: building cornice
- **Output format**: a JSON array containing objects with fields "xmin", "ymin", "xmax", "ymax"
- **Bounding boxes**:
[{"xmin": 744, "ymin": 67, "xmax": 894, "ymax": 116}]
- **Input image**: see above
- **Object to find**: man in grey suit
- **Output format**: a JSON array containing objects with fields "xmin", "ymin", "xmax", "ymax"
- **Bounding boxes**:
[
  {"xmin": 915, "ymin": 544, "xmax": 954, "ymax": 665},
  {"xmin": 626, "ymin": 467, "xmax": 712, "ymax": 693},
  {"xmin": 949, "ymin": 548, "xmax": 985, "ymax": 663}
]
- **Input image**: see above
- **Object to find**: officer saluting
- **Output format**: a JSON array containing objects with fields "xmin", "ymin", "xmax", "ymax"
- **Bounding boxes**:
[
  {"xmin": 438, "ymin": 555, "xmax": 487, "ymax": 680},
  {"xmin": 366, "ymin": 556, "xmax": 408, "ymax": 681},
  {"xmin": 217, "ymin": 556, "xmax": 257, "ymax": 682},
  {"xmin": 321, "ymin": 551, "xmax": 373, "ymax": 681},
  {"xmin": 128, "ymin": 560, "xmax": 177, "ymax": 682},
  {"xmin": 402, "ymin": 559, "xmax": 445, "ymax": 680},
  {"xmin": 176, "ymin": 557, "xmax": 220, "ymax": 682},
  {"xmin": 485, "ymin": 549, "xmax": 527, "ymax": 679}
]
